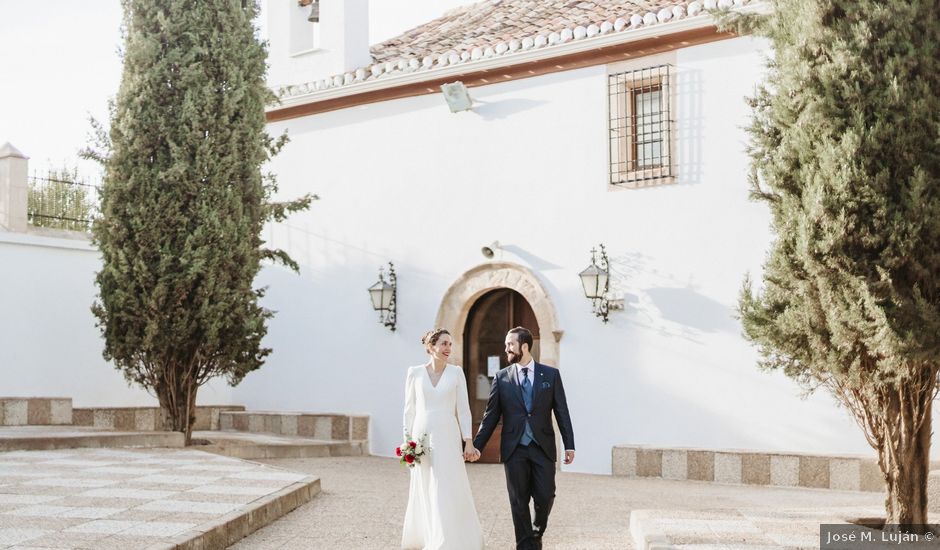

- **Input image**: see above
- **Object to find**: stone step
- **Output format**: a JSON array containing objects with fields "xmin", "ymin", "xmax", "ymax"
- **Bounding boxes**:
[
  {"xmin": 219, "ymin": 410, "xmax": 369, "ymax": 441},
  {"xmin": 194, "ymin": 430, "xmax": 368, "ymax": 460},
  {"xmin": 72, "ymin": 405, "xmax": 245, "ymax": 431},
  {"xmin": 629, "ymin": 508, "xmax": 888, "ymax": 550},
  {"xmin": 0, "ymin": 397, "xmax": 72, "ymax": 426},
  {"xmin": 0, "ymin": 425, "xmax": 184, "ymax": 452},
  {"xmin": 172, "ymin": 471, "xmax": 319, "ymax": 549},
  {"xmin": 612, "ymin": 445, "xmax": 926, "ymax": 492}
]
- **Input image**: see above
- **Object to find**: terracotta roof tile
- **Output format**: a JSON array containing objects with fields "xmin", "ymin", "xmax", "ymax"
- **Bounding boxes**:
[
  {"xmin": 370, "ymin": 0, "xmax": 679, "ymax": 63},
  {"xmin": 275, "ymin": 0, "xmax": 761, "ymax": 99}
]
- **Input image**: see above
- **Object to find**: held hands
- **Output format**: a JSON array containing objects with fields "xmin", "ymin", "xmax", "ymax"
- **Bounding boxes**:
[
  {"xmin": 564, "ymin": 450, "xmax": 575, "ymax": 465},
  {"xmin": 462, "ymin": 441, "xmax": 481, "ymax": 462}
]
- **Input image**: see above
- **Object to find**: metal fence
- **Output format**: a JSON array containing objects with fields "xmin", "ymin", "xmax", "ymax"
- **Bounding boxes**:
[{"xmin": 27, "ymin": 176, "xmax": 101, "ymax": 232}]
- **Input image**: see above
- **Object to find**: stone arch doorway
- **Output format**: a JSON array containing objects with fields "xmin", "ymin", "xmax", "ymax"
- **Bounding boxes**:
[{"xmin": 434, "ymin": 262, "xmax": 563, "ymax": 463}]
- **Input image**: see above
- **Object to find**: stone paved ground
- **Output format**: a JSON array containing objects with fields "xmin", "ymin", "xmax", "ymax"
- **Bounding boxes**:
[
  {"xmin": 630, "ymin": 508, "xmax": 892, "ymax": 550},
  {"xmin": 230, "ymin": 456, "xmax": 883, "ymax": 549},
  {"xmin": 0, "ymin": 448, "xmax": 309, "ymax": 549}
]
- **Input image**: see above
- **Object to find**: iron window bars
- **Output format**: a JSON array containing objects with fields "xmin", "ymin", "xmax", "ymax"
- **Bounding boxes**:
[{"xmin": 608, "ymin": 64, "xmax": 674, "ymax": 187}]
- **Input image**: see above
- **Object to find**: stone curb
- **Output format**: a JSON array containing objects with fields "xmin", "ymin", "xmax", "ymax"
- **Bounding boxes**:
[
  {"xmin": 630, "ymin": 510, "xmax": 673, "ymax": 550},
  {"xmin": 0, "ymin": 430, "xmax": 185, "ymax": 451},
  {"xmin": 613, "ymin": 445, "xmax": 893, "ymax": 493},
  {"xmin": 144, "ymin": 474, "xmax": 321, "ymax": 550},
  {"xmin": 201, "ymin": 438, "xmax": 368, "ymax": 460}
]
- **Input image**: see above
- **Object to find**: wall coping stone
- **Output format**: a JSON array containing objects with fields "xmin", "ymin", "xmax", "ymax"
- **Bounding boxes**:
[
  {"xmin": 613, "ymin": 444, "xmax": 899, "ymax": 493},
  {"xmin": 0, "ymin": 230, "xmax": 94, "ymax": 250}
]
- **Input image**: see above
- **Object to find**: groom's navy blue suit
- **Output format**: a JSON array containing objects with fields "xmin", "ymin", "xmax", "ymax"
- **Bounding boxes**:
[{"xmin": 473, "ymin": 362, "xmax": 575, "ymax": 550}]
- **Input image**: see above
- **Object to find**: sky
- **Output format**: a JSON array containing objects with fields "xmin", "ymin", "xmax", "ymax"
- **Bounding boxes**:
[{"xmin": 0, "ymin": 0, "xmax": 471, "ymax": 182}]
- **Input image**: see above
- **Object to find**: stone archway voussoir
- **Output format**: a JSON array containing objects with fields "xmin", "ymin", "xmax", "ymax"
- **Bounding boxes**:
[{"xmin": 435, "ymin": 263, "xmax": 562, "ymax": 368}]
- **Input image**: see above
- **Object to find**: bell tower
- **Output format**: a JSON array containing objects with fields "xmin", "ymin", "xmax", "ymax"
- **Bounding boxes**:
[{"xmin": 265, "ymin": 0, "xmax": 372, "ymax": 89}]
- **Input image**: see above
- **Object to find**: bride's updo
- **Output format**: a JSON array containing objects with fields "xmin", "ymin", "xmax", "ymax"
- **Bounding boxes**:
[{"xmin": 421, "ymin": 328, "xmax": 451, "ymax": 353}]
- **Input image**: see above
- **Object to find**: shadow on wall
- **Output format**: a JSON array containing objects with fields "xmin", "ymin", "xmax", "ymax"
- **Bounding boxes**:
[
  {"xmin": 616, "ymin": 360, "xmax": 873, "ymax": 455},
  {"xmin": 644, "ymin": 287, "xmax": 739, "ymax": 334},
  {"xmin": 675, "ymin": 66, "xmax": 704, "ymax": 186},
  {"xmin": 471, "ymin": 98, "xmax": 547, "ymax": 121},
  {"xmin": 605, "ymin": 251, "xmax": 738, "ymax": 342},
  {"xmin": 498, "ymin": 244, "xmax": 563, "ymax": 271}
]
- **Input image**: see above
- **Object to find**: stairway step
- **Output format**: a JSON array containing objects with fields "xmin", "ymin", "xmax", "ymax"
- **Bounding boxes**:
[
  {"xmin": 0, "ymin": 397, "xmax": 72, "ymax": 426},
  {"xmin": 219, "ymin": 411, "xmax": 368, "ymax": 440},
  {"xmin": 0, "ymin": 425, "xmax": 184, "ymax": 451},
  {"xmin": 194, "ymin": 430, "xmax": 367, "ymax": 459}
]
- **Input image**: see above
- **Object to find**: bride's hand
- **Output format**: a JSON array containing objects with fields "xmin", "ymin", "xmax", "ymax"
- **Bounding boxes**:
[{"xmin": 463, "ymin": 440, "xmax": 475, "ymax": 461}]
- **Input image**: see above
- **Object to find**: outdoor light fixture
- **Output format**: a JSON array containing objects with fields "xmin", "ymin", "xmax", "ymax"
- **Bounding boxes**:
[
  {"xmin": 441, "ymin": 81, "xmax": 473, "ymax": 113},
  {"xmin": 481, "ymin": 240, "xmax": 500, "ymax": 259},
  {"xmin": 579, "ymin": 244, "xmax": 619, "ymax": 323},
  {"xmin": 368, "ymin": 262, "xmax": 397, "ymax": 331},
  {"xmin": 307, "ymin": 0, "xmax": 320, "ymax": 22}
]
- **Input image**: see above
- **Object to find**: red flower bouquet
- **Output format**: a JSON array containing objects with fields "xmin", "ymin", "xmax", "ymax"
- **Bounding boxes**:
[{"xmin": 397, "ymin": 432, "xmax": 429, "ymax": 468}]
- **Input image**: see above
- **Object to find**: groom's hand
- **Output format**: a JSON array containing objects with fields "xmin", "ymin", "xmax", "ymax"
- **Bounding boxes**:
[
  {"xmin": 464, "ymin": 446, "xmax": 481, "ymax": 462},
  {"xmin": 564, "ymin": 450, "xmax": 575, "ymax": 464},
  {"xmin": 463, "ymin": 440, "xmax": 476, "ymax": 461}
]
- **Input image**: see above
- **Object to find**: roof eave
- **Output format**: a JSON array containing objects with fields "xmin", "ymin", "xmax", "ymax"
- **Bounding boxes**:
[{"xmin": 268, "ymin": 2, "xmax": 769, "ymax": 117}]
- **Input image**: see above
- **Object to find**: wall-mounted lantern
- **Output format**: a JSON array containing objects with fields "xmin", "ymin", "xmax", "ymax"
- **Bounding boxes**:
[
  {"xmin": 368, "ymin": 262, "xmax": 397, "ymax": 331},
  {"xmin": 579, "ymin": 244, "xmax": 620, "ymax": 323}
]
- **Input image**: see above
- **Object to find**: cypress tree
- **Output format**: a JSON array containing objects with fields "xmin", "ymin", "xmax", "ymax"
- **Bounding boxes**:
[
  {"xmin": 89, "ymin": 0, "xmax": 311, "ymax": 444},
  {"xmin": 736, "ymin": 1, "xmax": 940, "ymax": 525}
]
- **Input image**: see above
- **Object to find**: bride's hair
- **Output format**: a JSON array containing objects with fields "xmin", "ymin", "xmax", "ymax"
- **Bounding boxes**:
[{"xmin": 421, "ymin": 328, "xmax": 451, "ymax": 351}]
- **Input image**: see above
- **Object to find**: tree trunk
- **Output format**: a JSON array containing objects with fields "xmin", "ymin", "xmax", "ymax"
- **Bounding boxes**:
[
  {"xmin": 156, "ymin": 366, "xmax": 199, "ymax": 446},
  {"xmin": 881, "ymin": 394, "xmax": 932, "ymax": 528}
]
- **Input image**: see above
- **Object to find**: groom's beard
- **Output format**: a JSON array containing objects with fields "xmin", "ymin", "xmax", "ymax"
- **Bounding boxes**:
[{"xmin": 507, "ymin": 350, "xmax": 521, "ymax": 364}]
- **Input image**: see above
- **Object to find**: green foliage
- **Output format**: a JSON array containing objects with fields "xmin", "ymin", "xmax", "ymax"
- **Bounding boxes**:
[
  {"xmin": 90, "ymin": 0, "xmax": 312, "ymax": 435},
  {"xmin": 736, "ymin": 0, "xmax": 940, "ymax": 390},
  {"xmin": 27, "ymin": 166, "xmax": 97, "ymax": 232}
]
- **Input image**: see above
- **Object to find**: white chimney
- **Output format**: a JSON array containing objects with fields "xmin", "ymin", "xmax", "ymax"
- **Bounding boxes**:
[{"xmin": 266, "ymin": 0, "xmax": 372, "ymax": 90}]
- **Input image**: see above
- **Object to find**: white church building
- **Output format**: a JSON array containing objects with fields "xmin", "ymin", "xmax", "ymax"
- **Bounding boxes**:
[
  {"xmin": 239, "ymin": 0, "xmax": 877, "ymax": 475},
  {"xmin": 0, "ymin": 0, "xmax": 888, "ymax": 477}
]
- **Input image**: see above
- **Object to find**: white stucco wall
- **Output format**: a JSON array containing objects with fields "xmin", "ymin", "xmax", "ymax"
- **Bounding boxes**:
[
  {"xmin": 0, "ymin": 232, "xmax": 232, "ymax": 408},
  {"xmin": 244, "ymin": 35, "xmax": 882, "ymax": 474},
  {"xmin": 0, "ymin": 33, "xmax": 922, "ymax": 474}
]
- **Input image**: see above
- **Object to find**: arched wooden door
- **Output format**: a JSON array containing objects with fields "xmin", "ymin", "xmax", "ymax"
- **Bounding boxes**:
[{"xmin": 462, "ymin": 288, "xmax": 540, "ymax": 463}]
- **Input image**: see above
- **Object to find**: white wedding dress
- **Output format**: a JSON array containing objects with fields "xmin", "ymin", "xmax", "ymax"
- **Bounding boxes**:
[{"xmin": 401, "ymin": 364, "xmax": 484, "ymax": 550}]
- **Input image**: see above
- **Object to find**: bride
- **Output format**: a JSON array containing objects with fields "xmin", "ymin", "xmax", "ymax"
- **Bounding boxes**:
[{"xmin": 401, "ymin": 328, "xmax": 484, "ymax": 550}]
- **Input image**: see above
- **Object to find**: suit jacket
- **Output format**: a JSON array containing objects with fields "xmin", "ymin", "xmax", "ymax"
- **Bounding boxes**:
[{"xmin": 473, "ymin": 362, "xmax": 575, "ymax": 463}]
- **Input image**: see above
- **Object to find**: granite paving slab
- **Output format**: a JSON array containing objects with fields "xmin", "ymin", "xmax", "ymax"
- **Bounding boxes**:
[{"xmin": 0, "ymin": 447, "xmax": 318, "ymax": 549}]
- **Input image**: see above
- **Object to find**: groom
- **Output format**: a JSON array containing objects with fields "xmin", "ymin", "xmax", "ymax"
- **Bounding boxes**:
[{"xmin": 471, "ymin": 326, "xmax": 575, "ymax": 550}]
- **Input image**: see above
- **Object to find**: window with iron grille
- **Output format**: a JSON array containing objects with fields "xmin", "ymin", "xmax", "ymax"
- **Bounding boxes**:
[{"xmin": 608, "ymin": 64, "xmax": 674, "ymax": 187}]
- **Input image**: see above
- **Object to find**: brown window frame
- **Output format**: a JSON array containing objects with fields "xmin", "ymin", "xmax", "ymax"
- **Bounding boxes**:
[{"xmin": 608, "ymin": 64, "xmax": 674, "ymax": 188}]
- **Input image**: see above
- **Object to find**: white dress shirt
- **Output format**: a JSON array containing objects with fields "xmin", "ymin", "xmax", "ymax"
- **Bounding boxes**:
[{"xmin": 516, "ymin": 359, "xmax": 535, "ymax": 386}]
